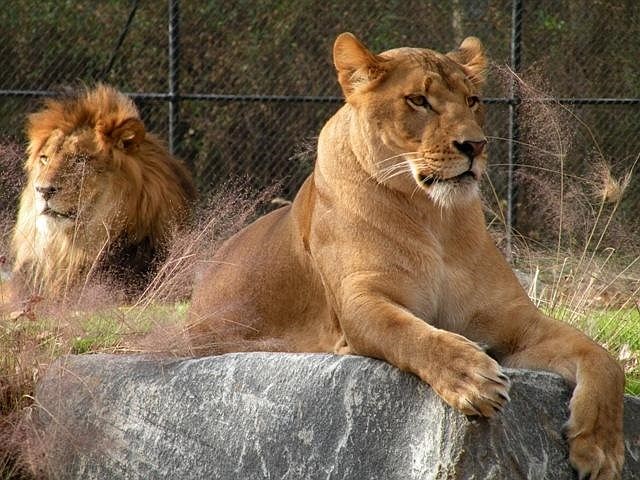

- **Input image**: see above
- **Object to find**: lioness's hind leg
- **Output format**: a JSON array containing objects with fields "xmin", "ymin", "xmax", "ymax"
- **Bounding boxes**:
[
  {"xmin": 504, "ymin": 315, "xmax": 624, "ymax": 480},
  {"xmin": 333, "ymin": 334, "xmax": 353, "ymax": 355},
  {"xmin": 187, "ymin": 307, "xmax": 290, "ymax": 356}
]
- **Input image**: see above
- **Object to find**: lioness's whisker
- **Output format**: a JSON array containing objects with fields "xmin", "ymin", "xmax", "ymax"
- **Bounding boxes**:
[
  {"xmin": 485, "ymin": 135, "xmax": 561, "ymax": 156},
  {"xmin": 410, "ymin": 183, "xmax": 423, "ymax": 199},
  {"xmin": 375, "ymin": 152, "xmax": 421, "ymax": 166},
  {"xmin": 488, "ymin": 162, "xmax": 590, "ymax": 182},
  {"xmin": 377, "ymin": 162, "xmax": 411, "ymax": 176},
  {"xmin": 378, "ymin": 158, "xmax": 414, "ymax": 171},
  {"xmin": 377, "ymin": 162, "xmax": 412, "ymax": 184},
  {"xmin": 377, "ymin": 170, "xmax": 410, "ymax": 184},
  {"xmin": 376, "ymin": 164, "xmax": 410, "ymax": 179}
]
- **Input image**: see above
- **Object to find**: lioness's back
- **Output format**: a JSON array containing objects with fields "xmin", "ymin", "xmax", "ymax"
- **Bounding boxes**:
[{"xmin": 189, "ymin": 201, "xmax": 336, "ymax": 355}]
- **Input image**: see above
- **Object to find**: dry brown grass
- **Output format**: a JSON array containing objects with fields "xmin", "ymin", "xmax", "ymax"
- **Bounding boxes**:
[
  {"xmin": 0, "ymin": 176, "xmax": 279, "ymax": 478},
  {"xmin": 485, "ymin": 65, "xmax": 640, "ymax": 394}
]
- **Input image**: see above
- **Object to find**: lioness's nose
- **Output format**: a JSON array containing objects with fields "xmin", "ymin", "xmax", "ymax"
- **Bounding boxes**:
[
  {"xmin": 454, "ymin": 139, "xmax": 487, "ymax": 159},
  {"xmin": 35, "ymin": 185, "xmax": 58, "ymax": 200}
]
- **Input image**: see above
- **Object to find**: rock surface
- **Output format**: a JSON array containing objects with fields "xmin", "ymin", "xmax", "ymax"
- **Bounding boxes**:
[{"xmin": 35, "ymin": 353, "xmax": 640, "ymax": 479}]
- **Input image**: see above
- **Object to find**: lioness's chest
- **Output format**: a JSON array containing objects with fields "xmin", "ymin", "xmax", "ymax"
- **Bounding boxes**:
[
  {"xmin": 342, "ymin": 223, "xmax": 477, "ymax": 333},
  {"xmin": 406, "ymin": 246, "xmax": 477, "ymax": 333},
  {"xmin": 310, "ymin": 186, "xmax": 483, "ymax": 333}
]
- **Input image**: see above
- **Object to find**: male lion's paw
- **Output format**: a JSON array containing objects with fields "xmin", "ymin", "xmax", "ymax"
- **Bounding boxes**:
[
  {"xmin": 427, "ymin": 333, "xmax": 511, "ymax": 417},
  {"xmin": 566, "ymin": 421, "xmax": 624, "ymax": 480}
]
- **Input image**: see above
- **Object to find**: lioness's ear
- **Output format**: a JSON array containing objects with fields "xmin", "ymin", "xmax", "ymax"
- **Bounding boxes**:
[
  {"xmin": 99, "ymin": 117, "xmax": 146, "ymax": 153},
  {"xmin": 333, "ymin": 32, "xmax": 385, "ymax": 97},
  {"xmin": 446, "ymin": 36, "xmax": 487, "ymax": 89}
]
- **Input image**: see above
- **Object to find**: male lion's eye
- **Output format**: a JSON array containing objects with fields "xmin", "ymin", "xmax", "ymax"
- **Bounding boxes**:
[
  {"xmin": 406, "ymin": 95, "xmax": 431, "ymax": 110},
  {"xmin": 467, "ymin": 96, "xmax": 481, "ymax": 108},
  {"xmin": 39, "ymin": 155, "xmax": 48, "ymax": 165}
]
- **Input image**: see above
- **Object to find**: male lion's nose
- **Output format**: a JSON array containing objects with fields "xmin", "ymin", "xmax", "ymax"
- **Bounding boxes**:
[
  {"xmin": 35, "ymin": 185, "xmax": 58, "ymax": 201},
  {"xmin": 454, "ymin": 139, "xmax": 487, "ymax": 159}
]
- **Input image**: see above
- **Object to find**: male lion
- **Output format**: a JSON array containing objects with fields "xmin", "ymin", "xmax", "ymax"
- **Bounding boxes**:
[
  {"xmin": 189, "ymin": 34, "xmax": 624, "ymax": 478},
  {"xmin": 8, "ymin": 84, "xmax": 196, "ymax": 301}
]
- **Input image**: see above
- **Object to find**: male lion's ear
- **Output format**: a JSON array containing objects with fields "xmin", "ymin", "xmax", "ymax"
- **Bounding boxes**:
[
  {"xmin": 446, "ymin": 36, "xmax": 487, "ymax": 89},
  {"xmin": 110, "ymin": 118, "xmax": 146, "ymax": 152},
  {"xmin": 333, "ymin": 32, "xmax": 385, "ymax": 97}
]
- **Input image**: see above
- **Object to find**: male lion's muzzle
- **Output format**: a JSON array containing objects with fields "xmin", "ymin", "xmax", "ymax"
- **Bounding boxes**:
[
  {"xmin": 35, "ymin": 183, "xmax": 76, "ymax": 220},
  {"xmin": 35, "ymin": 184, "xmax": 58, "ymax": 201}
]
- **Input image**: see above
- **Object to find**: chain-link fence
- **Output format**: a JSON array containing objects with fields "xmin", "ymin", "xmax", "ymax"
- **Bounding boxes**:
[{"xmin": 1, "ymin": 0, "xmax": 639, "ymax": 251}]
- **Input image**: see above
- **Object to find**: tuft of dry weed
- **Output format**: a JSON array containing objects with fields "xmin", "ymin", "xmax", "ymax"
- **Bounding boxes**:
[
  {"xmin": 487, "ymin": 65, "xmax": 640, "ymax": 394},
  {"xmin": 0, "ymin": 143, "xmax": 25, "ymax": 268}
]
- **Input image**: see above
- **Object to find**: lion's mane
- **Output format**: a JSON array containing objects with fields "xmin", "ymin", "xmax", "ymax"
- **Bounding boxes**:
[{"xmin": 11, "ymin": 84, "xmax": 196, "ymax": 298}]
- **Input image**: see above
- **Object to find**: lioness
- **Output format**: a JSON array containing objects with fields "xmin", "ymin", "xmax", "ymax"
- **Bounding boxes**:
[{"xmin": 189, "ymin": 34, "xmax": 624, "ymax": 478}]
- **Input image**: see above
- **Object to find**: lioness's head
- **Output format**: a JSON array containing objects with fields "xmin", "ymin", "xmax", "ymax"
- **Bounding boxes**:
[{"xmin": 333, "ymin": 33, "xmax": 488, "ymax": 207}]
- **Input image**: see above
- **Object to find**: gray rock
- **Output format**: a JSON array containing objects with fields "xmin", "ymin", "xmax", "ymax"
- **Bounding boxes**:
[{"xmin": 34, "ymin": 353, "xmax": 640, "ymax": 479}]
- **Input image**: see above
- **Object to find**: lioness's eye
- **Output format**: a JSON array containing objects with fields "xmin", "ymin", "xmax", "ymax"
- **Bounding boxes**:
[
  {"xmin": 467, "ymin": 96, "xmax": 481, "ymax": 108},
  {"xmin": 39, "ymin": 155, "xmax": 48, "ymax": 165},
  {"xmin": 406, "ymin": 95, "xmax": 431, "ymax": 110}
]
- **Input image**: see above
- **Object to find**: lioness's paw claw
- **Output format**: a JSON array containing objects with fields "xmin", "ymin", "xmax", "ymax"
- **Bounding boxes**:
[
  {"xmin": 567, "ymin": 422, "xmax": 624, "ymax": 480},
  {"xmin": 428, "ymin": 334, "xmax": 510, "ymax": 418}
]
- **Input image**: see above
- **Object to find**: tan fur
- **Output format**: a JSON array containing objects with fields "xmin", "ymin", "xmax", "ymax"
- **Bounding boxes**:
[
  {"xmin": 9, "ymin": 84, "xmax": 196, "ymax": 299},
  {"xmin": 189, "ymin": 34, "xmax": 624, "ymax": 478}
]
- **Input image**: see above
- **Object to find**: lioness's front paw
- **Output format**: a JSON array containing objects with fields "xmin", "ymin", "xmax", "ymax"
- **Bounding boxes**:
[
  {"xmin": 425, "ymin": 332, "xmax": 510, "ymax": 417},
  {"xmin": 566, "ymin": 417, "xmax": 624, "ymax": 479},
  {"xmin": 563, "ymin": 359, "xmax": 625, "ymax": 480}
]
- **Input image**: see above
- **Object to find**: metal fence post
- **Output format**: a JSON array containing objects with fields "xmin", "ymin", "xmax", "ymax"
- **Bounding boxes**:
[
  {"xmin": 168, "ymin": 0, "xmax": 180, "ymax": 156},
  {"xmin": 506, "ymin": 0, "xmax": 523, "ymax": 261}
]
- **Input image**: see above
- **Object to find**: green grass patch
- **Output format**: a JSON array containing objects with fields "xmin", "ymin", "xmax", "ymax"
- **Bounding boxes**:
[
  {"xmin": 70, "ymin": 312, "xmax": 122, "ymax": 354},
  {"xmin": 626, "ymin": 376, "xmax": 640, "ymax": 396},
  {"xmin": 591, "ymin": 308, "xmax": 640, "ymax": 350},
  {"xmin": 592, "ymin": 308, "xmax": 640, "ymax": 396},
  {"xmin": 67, "ymin": 302, "xmax": 189, "ymax": 354},
  {"xmin": 1, "ymin": 301, "xmax": 189, "ymax": 410},
  {"xmin": 546, "ymin": 306, "xmax": 640, "ymax": 395}
]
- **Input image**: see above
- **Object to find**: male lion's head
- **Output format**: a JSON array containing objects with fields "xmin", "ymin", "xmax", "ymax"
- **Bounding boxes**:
[
  {"xmin": 27, "ymin": 109, "xmax": 142, "ymax": 238},
  {"xmin": 333, "ymin": 33, "xmax": 488, "ymax": 207},
  {"xmin": 11, "ymin": 84, "xmax": 195, "ymax": 297}
]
